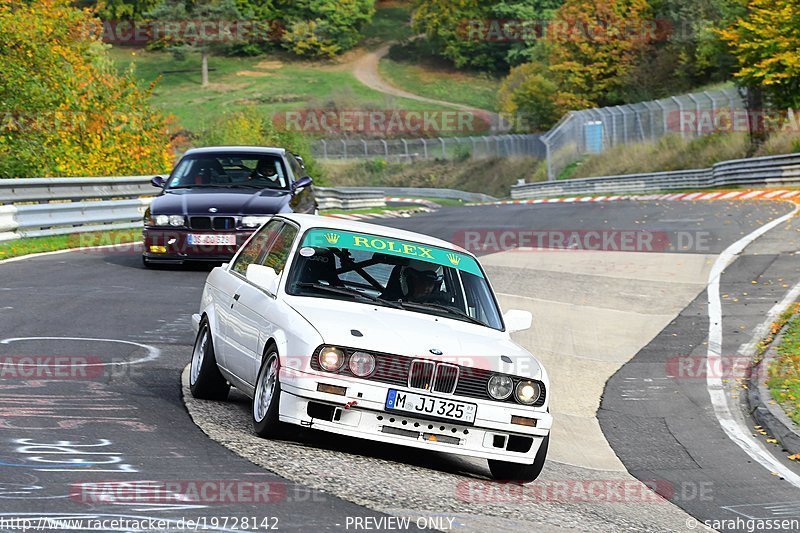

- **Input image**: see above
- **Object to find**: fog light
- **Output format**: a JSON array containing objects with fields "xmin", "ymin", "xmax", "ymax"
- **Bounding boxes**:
[{"xmin": 149, "ymin": 245, "xmax": 167, "ymax": 254}]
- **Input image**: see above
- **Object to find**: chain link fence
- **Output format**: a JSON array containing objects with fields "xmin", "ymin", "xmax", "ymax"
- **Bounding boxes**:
[
  {"xmin": 311, "ymin": 134, "xmax": 545, "ymax": 162},
  {"xmin": 541, "ymin": 87, "xmax": 746, "ymax": 180}
]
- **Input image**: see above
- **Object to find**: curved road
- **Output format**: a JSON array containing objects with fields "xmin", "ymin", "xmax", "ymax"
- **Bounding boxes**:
[{"xmin": 0, "ymin": 199, "xmax": 798, "ymax": 531}]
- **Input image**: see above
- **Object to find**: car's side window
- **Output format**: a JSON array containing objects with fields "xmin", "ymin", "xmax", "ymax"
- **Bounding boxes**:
[
  {"xmin": 261, "ymin": 223, "xmax": 299, "ymax": 278},
  {"xmin": 231, "ymin": 220, "xmax": 283, "ymax": 277},
  {"xmin": 288, "ymin": 155, "xmax": 305, "ymax": 180}
]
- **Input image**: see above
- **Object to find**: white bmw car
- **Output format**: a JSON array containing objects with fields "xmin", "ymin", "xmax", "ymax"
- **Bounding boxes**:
[{"xmin": 190, "ymin": 214, "xmax": 552, "ymax": 481}]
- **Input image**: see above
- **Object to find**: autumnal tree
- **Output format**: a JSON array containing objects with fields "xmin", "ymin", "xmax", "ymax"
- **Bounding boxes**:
[
  {"xmin": 546, "ymin": 0, "xmax": 656, "ymax": 109},
  {"xmin": 0, "ymin": 0, "xmax": 171, "ymax": 179},
  {"xmin": 498, "ymin": 62, "xmax": 560, "ymax": 131},
  {"xmin": 720, "ymin": 0, "xmax": 800, "ymax": 110}
]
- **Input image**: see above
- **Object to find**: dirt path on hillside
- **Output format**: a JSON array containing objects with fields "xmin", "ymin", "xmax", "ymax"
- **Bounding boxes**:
[{"xmin": 350, "ymin": 44, "xmax": 506, "ymax": 132}]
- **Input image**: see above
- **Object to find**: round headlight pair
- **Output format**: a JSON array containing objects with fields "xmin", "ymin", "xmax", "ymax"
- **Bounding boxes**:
[
  {"xmin": 154, "ymin": 215, "xmax": 185, "ymax": 227},
  {"xmin": 317, "ymin": 347, "xmax": 375, "ymax": 377},
  {"xmin": 487, "ymin": 375, "xmax": 541, "ymax": 405}
]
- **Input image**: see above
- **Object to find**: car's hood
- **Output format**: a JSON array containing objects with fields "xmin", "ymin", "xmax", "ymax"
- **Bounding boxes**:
[
  {"xmin": 151, "ymin": 188, "xmax": 291, "ymax": 216},
  {"xmin": 284, "ymin": 296, "xmax": 543, "ymax": 380}
]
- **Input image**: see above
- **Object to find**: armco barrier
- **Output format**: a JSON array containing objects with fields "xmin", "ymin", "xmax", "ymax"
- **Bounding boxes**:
[
  {"xmin": 511, "ymin": 152, "xmax": 800, "ymax": 199},
  {"xmin": 0, "ymin": 178, "xmax": 387, "ymax": 242}
]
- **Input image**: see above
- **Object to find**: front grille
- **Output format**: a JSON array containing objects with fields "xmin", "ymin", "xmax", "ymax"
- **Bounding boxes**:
[
  {"xmin": 408, "ymin": 360, "xmax": 435, "ymax": 391},
  {"xmin": 433, "ymin": 364, "xmax": 459, "ymax": 394},
  {"xmin": 213, "ymin": 217, "xmax": 235, "ymax": 230},
  {"xmin": 310, "ymin": 346, "xmax": 546, "ymax": 407},
  {"xmin": 189, "ymin": 216, "xmax": 236, "ymax": 230}
]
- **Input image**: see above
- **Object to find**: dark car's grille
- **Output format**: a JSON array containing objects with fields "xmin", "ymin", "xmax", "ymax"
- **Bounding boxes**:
[
  {"xmin": 310, "ymin": 347, "xmax": 545, "ymax": 407},
  {"xmin": 189, "ymin": 216, "xmax": 236, "ymax": 231}
]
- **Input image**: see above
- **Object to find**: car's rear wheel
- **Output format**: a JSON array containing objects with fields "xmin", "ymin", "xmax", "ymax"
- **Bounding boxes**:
[
  {"xmin": 253, "ymin": 349, "xmax": 290, "ymax": 438},
  {"xmin": 189, "ymin": 319, "xmax": 230, "ymax": 400},
  {"xmin": 488, "ymin": 434, "xmax": 549, "ymax": 482}
]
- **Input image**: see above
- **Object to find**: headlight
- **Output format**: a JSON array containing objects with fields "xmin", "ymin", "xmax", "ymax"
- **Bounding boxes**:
[
  {"xmin": 242, "ymin": 216, "xmax": 271, "ymax": 228},
  {"xmin": 318, "ymin": 346, "xmax": 345, "ymax": 372},
  {"xmin": 514, "ymin": 380, "xmax": 541, "ymax": 405},
  {"xmin": 154, "ymin": 215, "xmax": 170, "ymax": 226},
  {"xmin": 169, "ymin": 215, "xmax": 185, "ymax": 227},
  {"xmin": 487, "ymin": 375, "xmax": 514, "ymax": 400},
  {"xmin": 349, "ymin": 351, "xmax": 375, "ymax": 377}
]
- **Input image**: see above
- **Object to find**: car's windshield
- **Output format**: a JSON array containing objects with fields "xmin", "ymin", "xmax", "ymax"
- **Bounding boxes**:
[
  {"xmin": 286, "ymin": 228, "xmax": 504, "ymax": 330},
  {"xmin": 167, "ymin": 154, "xmax": 289, "ymax": 190}
]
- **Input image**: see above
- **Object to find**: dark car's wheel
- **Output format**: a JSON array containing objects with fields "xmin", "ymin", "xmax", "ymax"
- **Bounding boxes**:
[
  {"xmin": 488, "ymin": 434, "xmax": 549, "ymax": 482},
  {"xmin": 189, "ymin": 319, "xmax": 230, "ymax": 400},
  {"xmin": 253, "ymin": 349, "xmax": 291, "ymax": 438}
]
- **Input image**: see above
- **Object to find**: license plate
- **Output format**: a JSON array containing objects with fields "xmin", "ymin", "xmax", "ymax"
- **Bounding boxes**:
[
  {"xmin": 188, "ymin": 234, "xmax": 237, "ymax": 246},
  {"xmin": 385, "ymin": 389, "xmax": 476, "ymax": 424}
]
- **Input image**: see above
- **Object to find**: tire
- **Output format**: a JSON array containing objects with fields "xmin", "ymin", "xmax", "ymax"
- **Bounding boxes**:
[
  {"xmin": 488, "ymin": 435, "xmax": 549, "ymax": 483},
  {"xmin": 189, "ymin": 319, "xmax": 230, "ymax": 400},
  {"xmin": 252, "ymin": 349, "xmax": 291, "ymax": 439}
]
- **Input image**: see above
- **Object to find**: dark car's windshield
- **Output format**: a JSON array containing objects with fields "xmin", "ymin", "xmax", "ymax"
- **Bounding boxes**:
[
  {"xmin": 285, "ymin": 228, "xmax": 504, "ymax": 330},
  {"xmin": 167, "ymin": 154, "xmax": 289, "ymax": 190}
]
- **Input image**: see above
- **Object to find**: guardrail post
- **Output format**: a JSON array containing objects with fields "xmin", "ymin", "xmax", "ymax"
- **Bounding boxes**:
[
  {"xmin": 439, "ymin": 137, "xmax": 446, "ymax": 159},
  {"xmin": 381, "ymin": 139, "xmax": 388, "ymax": 157},
  {"xmin": 421, "ymin": 138, "xmax": 428, "ymax": 159},
  {"xmin": 401, "ymin": 138, "xmax": 408, "ymax": 159},
  {"xmin": 342, "ymin": 139, "xmax": 348, "ymax": 160},
  {"xmin": 320, "ymin": 139, "xmax": 328, "ymax": 159},
  {"xmin": 362, "ymin": 139, "xmax": 369, "ymax": 157}
]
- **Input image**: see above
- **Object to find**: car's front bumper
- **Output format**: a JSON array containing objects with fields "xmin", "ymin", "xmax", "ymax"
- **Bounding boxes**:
[
  {"xmin": 278, "ymin": 368, "xmax": 552, "ymax": 464},
  {"xmin": 142, "ymin": 227, "xmax": 256, "ymax": 263}
]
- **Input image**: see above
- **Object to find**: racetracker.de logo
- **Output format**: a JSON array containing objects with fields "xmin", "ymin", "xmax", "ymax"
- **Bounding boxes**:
[
  {"xmin": 456, "ymin": 479, "xmax": 674, "ymax": 503},
  {"xmin": 452, "ymin": 229, "xmax": 713, "ymax": 253},
  {"xmin": 272, "ymin": 110, "xmax": 493, "ymax": 135},
  {"xmin": 0, "ymin": 356, "xmax": 105, "ymax": 380},
  {"xmin": 70, "ymin": 480, "xmax": 287, "ymax": 504}
]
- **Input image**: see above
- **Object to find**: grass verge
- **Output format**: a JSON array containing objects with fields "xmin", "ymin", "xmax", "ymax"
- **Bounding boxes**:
[
  {"xmin": 0, "ymin": 229, "xmax": 141, "ymax": 261},
  {"xmin": 768, "ymin": 303, "xmax": 800, "ymax": 425}
]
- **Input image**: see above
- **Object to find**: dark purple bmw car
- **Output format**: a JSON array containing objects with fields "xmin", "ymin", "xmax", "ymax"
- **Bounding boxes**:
[{"xmin": 142, "ymin": 146, "xmax": 317, "ymax": 267}]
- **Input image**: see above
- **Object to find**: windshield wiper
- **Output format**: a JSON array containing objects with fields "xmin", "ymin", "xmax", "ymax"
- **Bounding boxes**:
[
  {"xmin": 295, "ymin": 283, "xmax": 403, "ymax": 309},
  {"xmin": 397, "ymin": 301, "xmax": 486, "ymax": 326}
]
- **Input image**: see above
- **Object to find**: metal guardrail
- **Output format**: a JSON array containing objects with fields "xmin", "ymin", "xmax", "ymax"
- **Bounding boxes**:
[
  {"xmin": 335, "ymin": 187, "xmax": 496, "ymax": 203},
  {"xmin": 314, "ymin": 187, "xmax": 385, "ymax": 210},
  {"xmin": 511, "ymin": 153, "xmax": 800, "ymax": 199},
  {"xmin": 0, "ymin": 178, "xmax": 387, "ymax": 242}
]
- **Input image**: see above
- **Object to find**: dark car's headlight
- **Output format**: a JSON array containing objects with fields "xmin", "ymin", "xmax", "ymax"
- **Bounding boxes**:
[{"xmin": 150, "ymin": 215, "xmax": 185, "ymax": 227}]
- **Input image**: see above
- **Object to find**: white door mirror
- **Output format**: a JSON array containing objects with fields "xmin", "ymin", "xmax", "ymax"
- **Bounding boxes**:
[
  {"xmin": 246, "ymin": 264, "xmax": 280, "ymax": 295},
  {"xmin": 504, "ymin": 309, "xmax": 532, "ymax": 333}
]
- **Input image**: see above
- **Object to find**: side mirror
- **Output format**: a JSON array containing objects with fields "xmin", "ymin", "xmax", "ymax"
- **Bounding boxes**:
[
  {"xmin": 151, "ymin": 176, "xmax": 166, "ymax": 188},
  {"xmin": 292, "ymin": 176, "xmax": 313, "ymax": 192},
  {"xmin": 295, "ymin": 156, "xmax": 305, "ymax": 169},
  {"xmin": 246, "ymin": 264, "xmax": 280, "ymax": 296},
  {"xmin": 504, "ymin": 309, "xmax": 532, "ymax": 333}
]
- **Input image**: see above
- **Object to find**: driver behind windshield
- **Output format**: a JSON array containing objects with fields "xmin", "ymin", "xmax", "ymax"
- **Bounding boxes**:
[{"xmin": 401, "ymin": 267, "xmax": 445, "ymax": 304}]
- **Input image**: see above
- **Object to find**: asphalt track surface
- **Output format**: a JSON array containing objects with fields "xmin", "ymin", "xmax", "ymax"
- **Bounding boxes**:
[{"xmin": 0, "ymin": 199, "xmax": 798, "ymax": 532}]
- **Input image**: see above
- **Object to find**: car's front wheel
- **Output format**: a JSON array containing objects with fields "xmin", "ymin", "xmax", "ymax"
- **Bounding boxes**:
[
  {"xmin": 253, "ymin": 349, "xmax": 290, "ymax": 438},
  {"xmin": 488, "ymin": 434, "xmax": 549, "ymax": 482},
  {"xmin": 189, "ymin": 319, "xmax": 230, "ymax": 400}
]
